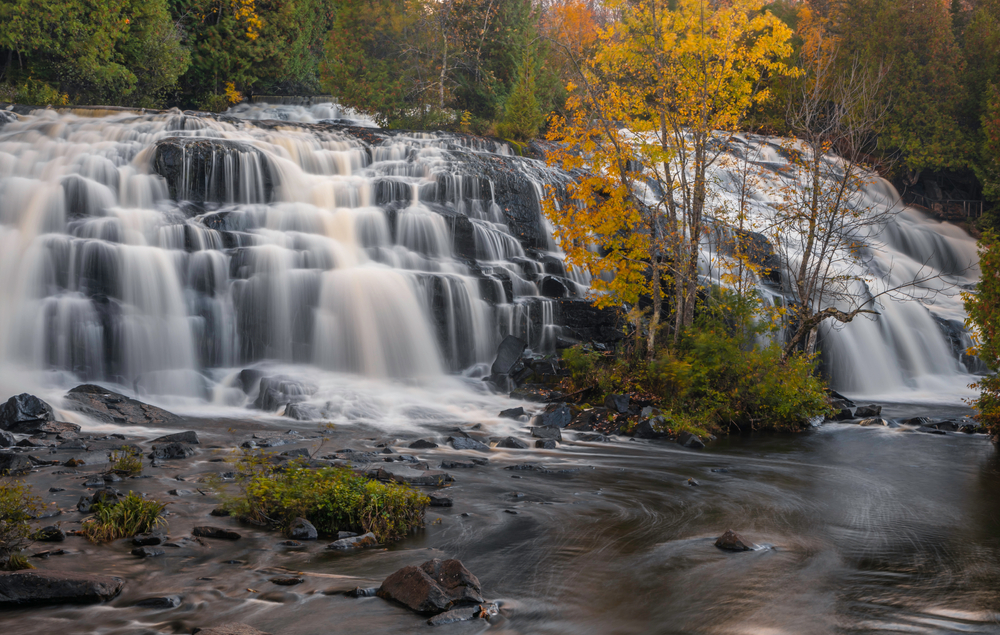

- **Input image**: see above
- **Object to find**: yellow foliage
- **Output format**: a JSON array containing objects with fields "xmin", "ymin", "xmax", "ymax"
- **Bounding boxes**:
[
  {"xmin": 225, "ymin": 82, "xmax": 243, "ymax": 104},
  {"xmin": 231, "ymin": 0, "xmax": 262, "ymax": 40}
]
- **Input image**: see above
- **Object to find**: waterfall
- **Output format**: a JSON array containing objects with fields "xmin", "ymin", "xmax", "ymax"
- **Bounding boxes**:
[
  {"xmin": 0, "ymin": 106, "xmax": 982, "ymax": 411},
  {"xmin": 0, "ymin": 106, "xmax": 578, "ymax": 407}
]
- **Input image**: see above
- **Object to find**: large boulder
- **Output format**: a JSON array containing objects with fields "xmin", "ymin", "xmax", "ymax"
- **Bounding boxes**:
[
  {"xmin": 0, "ymin": 393, "xmax": 54, "ymax": 431},
  {"xmin": 490, "ymin": 335, "xmax": 527, "ymax": 376},
  {"xmin": 153, "ymin": 137, "xmax": 274, "ymax": 204},
  {"xmin": 64, "ymin": 385, "xmax": 180, "ymax": 426},
  {"xmin": 252, "ymin": 376, "xmax": 317, "ymax": 412},
  {"xmin": 0, "ymin": 571, "xmax": 124, "ymax": 605},
  {"xmin": 0, "ymin": 452, "xmax": 31, "ymax": 476},
  {"xmin": 854, "ymin": 404, "xmax": 882, "ymax": 418},
  {"xmin": 377, "ymin": 558, "xmax": 484, "ymax": 615}
]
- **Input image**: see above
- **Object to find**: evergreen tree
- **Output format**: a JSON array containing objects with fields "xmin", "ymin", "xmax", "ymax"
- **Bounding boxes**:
[{"xmin": 497, "ymin": 46, "xmax": 544, "ymax": 142}]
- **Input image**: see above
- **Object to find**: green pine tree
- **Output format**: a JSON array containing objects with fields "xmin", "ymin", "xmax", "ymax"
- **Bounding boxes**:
[{"xmin": 497, "ymin": 47, "xmax": 544, "ymax": 143}]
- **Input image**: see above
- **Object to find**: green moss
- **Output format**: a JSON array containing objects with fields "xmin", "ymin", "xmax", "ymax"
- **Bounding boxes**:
[{"xmin": 223, "ymin": 452, "xmax": 429, "ymax": 544}]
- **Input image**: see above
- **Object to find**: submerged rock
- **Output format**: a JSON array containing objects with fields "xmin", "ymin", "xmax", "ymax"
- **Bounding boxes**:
[
  {"xmin": 377, "ymin": 558, "xmax": 484, "ymax": 615},
  {"xmin": 192, "ymin": 526, "xmax": 241, "ymax": 540},
  {"xmin": 715, "ymin": 529, "xmax": 752, "ymax": 552},
  {"xmin": 191, "ymin": 624, "xmax": 273, "ymax": 635},
  {"xmin": 135, "ymin": 595, "xmax": 181, "ymax": 609},
  {"xmin": 0, "ymin": 571, "xmax": 124, "ymax": 605},
  {"xmin": 326, "ymin": 532, "xmax": 377, "ymax": 550}
]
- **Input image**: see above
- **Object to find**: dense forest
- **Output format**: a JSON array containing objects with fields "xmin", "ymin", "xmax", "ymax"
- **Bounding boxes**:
[{"xmin": 0, "ymin": 0, "xmax": 997, "ymax": 212}]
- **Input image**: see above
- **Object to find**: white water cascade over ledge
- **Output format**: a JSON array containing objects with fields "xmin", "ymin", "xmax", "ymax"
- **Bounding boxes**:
[{"xmin": 0, "ymin": 104, "xmax": 982, "ymax": 425}]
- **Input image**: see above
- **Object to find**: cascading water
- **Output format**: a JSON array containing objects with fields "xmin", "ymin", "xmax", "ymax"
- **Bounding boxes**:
[
  {"xmin": 0, "ymin": 106, "xmax": 584, "ymax": 412},
  {"xmin": 688, "ymin": 134, "xmax": 982, "ymax": 402}
]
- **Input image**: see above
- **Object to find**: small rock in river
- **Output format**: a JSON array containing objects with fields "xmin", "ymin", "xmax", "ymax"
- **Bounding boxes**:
[
  {"xmin": 715, "ymin": 529, "xmax": 752, "ymax": 551},
  {"xmin": 289, "ymin": 517, "xmax": 318, "ymax": 541},
  {"xmin": 408, "ymin": 439, "xmax": 438, "ymax": 449},
  {"xmin": 535, "ymin": 439, "xmax": 557, "ymax": 449},
  {"xmin": 854, "ymin": 404, "xmax": 882, "ymax": 418},
  {"xmin": 498, "ymin": 407, "xmax": 525, "ymax": 419},
  {"xmin": 326, "ymin": 532, "xmax": 377, "ymax": 550},
  {"xmin": 131, "ymin": 546, "xmax": 165, "ymax": 558},
  {"xmin": 34, "ymin": 526, "xmax": 65, "ymax": 542},
  {"xmin": 192, "ymin": 526, "xmax": 241, "ymax": 540},
  {"xmin": 135, "ymin": 595, "xmax": 181, "ymax": 609},
  {"xmin": 429, "ymin": 491, "xmax": 453, "ymax": 507},
  {"xmin": 269, "ymin": 577, "xmax": 304, "ymax": 586},
  {"xmin": 496, "ymin": 436, "xmax": 529, "ymax": 449},
  {"xmin": 132, "ymin": 531, "xmax": 166, "ymax": 546},
  {"xmin": 377, "ymin": 558, "xmax": 483, "ymax": 615}
]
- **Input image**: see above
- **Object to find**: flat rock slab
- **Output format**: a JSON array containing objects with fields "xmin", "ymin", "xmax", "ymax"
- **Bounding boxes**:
[
  {"xmin": 65, "ymin": 384, "xmax": 180, "ymax": 426},
  {"xmin": 373, "ymin": 464, "xmax": 452, "ymax": 486},
  {"xmin": 0, "ymin": 571, "xmax": 124, "ymax": 605}
]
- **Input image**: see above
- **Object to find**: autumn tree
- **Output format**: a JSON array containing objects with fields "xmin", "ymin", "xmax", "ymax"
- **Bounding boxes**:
[
  {"xmin": 964, "ymin": 230, "xmax": 1000, "ymax": 439},
  {"xmin": 545, "ymin": 0, "xmax": 796, "ymax": 353}
]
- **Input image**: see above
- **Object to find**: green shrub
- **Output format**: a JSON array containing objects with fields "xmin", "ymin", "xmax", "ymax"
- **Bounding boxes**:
[
  {"xmin": 224, "ymin": 452, "xmax": 429, "ymax": 544},
  {"xmin": 82, "ymin": 492, "xmax": 166, "ymax": 542},
  {"xmin": 0, "ymin": 479, "xmax": 43, "ymax": 570},
  {"xmin": 560, "ymin": 289, "xmax": 831, "ymax": 434},
  {"xmin": 108, "ymin": 446, "xmax": 143, "ymax": 476}
]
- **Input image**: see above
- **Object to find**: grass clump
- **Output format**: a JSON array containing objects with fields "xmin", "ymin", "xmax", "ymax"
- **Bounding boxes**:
[
  {"xmin": 0, "ymin": 479, "xmax": 43, "ymax": 570},
  {"xmin": 108, "ymin": 446, "xmax": 144, "ymax": 476},
  {"xmin": 81, "ymin": 492, "xmax": 166, "ymax": 542},
  {"xmin": 223, "ymin": 452, "xmax": 429, "ymax": 544}
]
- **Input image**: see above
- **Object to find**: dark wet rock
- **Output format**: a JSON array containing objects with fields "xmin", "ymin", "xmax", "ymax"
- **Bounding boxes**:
[
  {"xmin": 917, "ymin": 426, "xmax": 948, "ymax": 435},
  {"xmin": 192, "ymin": 526, "xmax": 241, "ymax": 540},
  {"xmin": 270, "ymin": 577, "xmax": 304, "ymax": 586},
  {"xmin": 449, "ymin": 436, "xmax": 490, "ymax": 452},
  {"xmin": 377, "ymin": 558, "xmax": 484, "ymax": 615},
  {"xmin": 153, "ymin": 136, "xmax": 273, "ymax": 204},
  {"xmin": 337, "ymin": 531, "xmax": 358, "ymax": 539},
  {"xmin": 858, "ymin": 417, "xmax": 888, "ymax": 427},
  {"xmin": 278, "ymin": 540, "xmax": 304, "ymax": 547},
  {"xmin": 854, "ymin": 404, "xmax": 882, "ymax": 418},
  {"xmin": 34, "ymin": 526, "xmax": 65, "ymax": 542},
  {"xmin": 326, "ymin": 532, "xmax": 377, "ymax": 550},
  {"xmin": 210, "ymin": 507, "xmax": 231, "ymax": 517},
  {"xmin": 687, "ymin": 478, "xmax": 700, "ymax": 486},
  {"xmin": 90, "ymin": 488, "xmax": 124, "ymax": 507},
  {"xmin": 284, "ymin": 402, "xmax": 322, "ymax": 421},
  {"xmin": 677, "ymin": 431, "xmax": 705, "ymax": 449},
  {"xmin": 499, "ymin": 407, "xmax": 525, "ymax": 419},
  {"xmin": 604, "ymin": 394, "xmax": 630, "ymax": 414},
  {"xmin": 491, "ymin": 335, "xmax": 527, "ymax": 376},
  {"xmin": 634, "ymin": 418, "xmax": 667, "ymax": 439},
  {"xmin": 191, "ymin": 624, "xmax": 273, "ymax": 635},
  {"xmin": 578, "ymin": 433, "xmax": 610, "ymax": 442},
  {"xmin": 135, "ymin": 595, "xmax": 181, "ymax": 609},
  {"xmin": 0, "ymin": 571, "xmax": 124, "ymax": 605},
  {"xmin": 427, "ymin": 603, "xmax": 497, "ymax": 626},
  {"xmin": 901, "ymin": 416, "xmax": 931, "ymax": 426},
  {"xmin": 131, "ymin": 546, "xmax": 165, "ymax": 558},
  {"xmin": 828, "ymin": 408, "xmax": 854, "ymax": 421},
  {"xmin": 715, "ymin": 529, "xmax": 752, "ymax": 551},
  {"xmin": 530, "ymin": 426, "xmax": 562, "ymax": 441},
  {"xmin": 409, "ymin": 439, "xmax": 438, "ymax": 449},
  {"xmin": 149, "ymin": 442, "xmax": 195, "ymax": 460},
  {"xmin": 16, "ymin": 437, "xmax": 49, "ymax": 448},
  {"xmin": 0, "ymin": 452, "xmax": 31, "ymax": 476},
  {"xmin": 132, "ymin": 531, "xmax": 166, "ymax": 546},
  {"xmin": 373, "ymin": 464, "xmax": 452, "ymax": 486},
  {"xmin": 289, "ymin": 517, "xmax": 318, "ymax": 541},
  {"xmin": 533, "ymin": 405, "xmax": 572, "ymax": 429},
  {"xmin": 345, "ymin": 587, "xmax": 379, "ymax": 598},
  {"xmin": 252, "ymin": 376, "xmax": 317, "ymax": 412},
  {"xmin": 429, "ymin": 491, "xmax": 453, "ymax": 507},
  {"xmin": 0, "ymin": 431, "xmax": 13, "ymax": 447},
  {"xmin": 0, "ymin": 393, "xmax": 54, "ymax": 431},
  {"xmin": 556, "ymin": 298, "xmax": 623, "ymax": 344},
  {"xmin": 440, "ymin": 460, "xmax": 478, "ymax": 469},
  {"xmin": 496, "ymin": 436, "xmax": 529, "ymax": 449},
  {"xmin": 826, "ymin": 389, "xmax": 856, "ymax": 408},
  {"xmin": 152, "ymin": 431, "xmax": 199, "ymax": 445},
  {"xmin": 535, "ymin": 439, "xmax": 557, "ymax": 449},
  {"xmin": 65, "ymin": 385, "xmax": 179, "ymax": 426},
  {"xmin": 84, "ymin": 475, "xmax": 105, "ymax": 488}
]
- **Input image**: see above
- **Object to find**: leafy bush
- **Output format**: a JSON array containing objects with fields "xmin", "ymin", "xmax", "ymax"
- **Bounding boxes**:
[
  {"xmin": 561, "ymin": 289, "xmax": 831, "ymax": 434},
  {"xmin": 82, "ymin": 492, "xmax": 166, "ymax": 542},
  {"xmin": 223, "ymin": 452, "xmax": 429, "ymax": 544},
  {"xmin": 108, "ymin": 446, "xmax": 143, "ymax": 476},
  {"xmin": 0, "ymin": 479, "xmax": 43, "ymax": 570}
]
